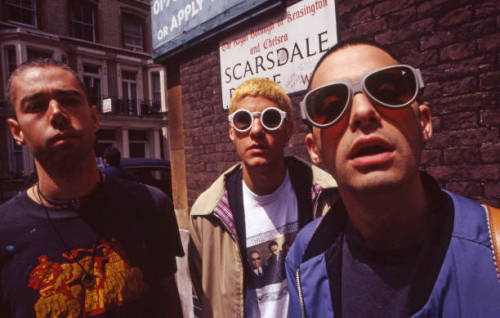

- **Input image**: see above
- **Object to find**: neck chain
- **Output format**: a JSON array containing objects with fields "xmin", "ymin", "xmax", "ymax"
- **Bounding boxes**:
[
  {"xmin": 35, "ymin": 172, "xmax": 103, "ymax": 210},
  {"xmin": 35, "ymin": 173, "xmax": 104, "ymax": 290}
]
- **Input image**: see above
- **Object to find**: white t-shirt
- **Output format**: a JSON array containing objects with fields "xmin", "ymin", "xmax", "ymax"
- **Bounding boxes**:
[{"xmin": 243, "ymin": 170, "xmax": 298, "ymax": 318}]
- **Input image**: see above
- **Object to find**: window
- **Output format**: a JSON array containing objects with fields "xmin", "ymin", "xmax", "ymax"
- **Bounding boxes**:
[
  {"xmin": 27, "ymin": 47, "xmax": 52, "ymax": 61},
  {"xmin": 123, "ymin": 14, "xmax": 144, "ymax": 51},
  {"xmin": 4, "ymin": 46, "xmax": 17, "ymax": 78},
  {"xmin": 151, "ymin": 71, "xmax": 161, "ymax": 111},
  {"xmin": 6, "ymin": 0, "xmax": 37, "ymax": 27},
  {"xmin": 83, "ymin": 64, "xmax": 101, "ymax": 107},
  {"xmin": 122, "ymin": 70, "xmax": 138, "ymax": 115},
  {"xmin": 129, "ymin": 130, "xmax": 148, "ymax": 158},
  {"xmin": 71, "ymin": 2, "xmax": 96, "ymax": 42}
]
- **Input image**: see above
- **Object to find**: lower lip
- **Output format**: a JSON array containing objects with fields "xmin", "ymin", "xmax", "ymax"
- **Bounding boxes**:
[
  {"xmin": 51, "ymin": 137, "xmax": 78, "ymax": 146},
  {"xmin": 248, "ymin": 147, "xmax": 267, "ymax": 155},
  {"xmin": 350, "ymin": 151, "xmax": 394, "ymax": 168}
]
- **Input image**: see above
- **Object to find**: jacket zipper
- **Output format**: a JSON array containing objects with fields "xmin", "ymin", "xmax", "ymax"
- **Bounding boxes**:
[
  {"xmin": 483, "ymin": 204, "xmax": 500, "ymax": 283},
  {"xmin": 296, "ymin": 267, "xmax": 307, "ymax": 318}
]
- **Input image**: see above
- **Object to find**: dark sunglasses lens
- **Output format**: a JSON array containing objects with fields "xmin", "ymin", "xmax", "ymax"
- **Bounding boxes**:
[
  {"xmin": 233, "ymin": 111, "xmax": 252, "ymax": 130},
  {"xmin": 306, "ymin": 84, "xmax": 349, "ymax": 125},
  {"xmin": 365, "ymin": 66, "xmax": 416, "ymax": 106},
  {"xmin": 262, "ymin": 109, "xmax": 282, "ymax": 129}
]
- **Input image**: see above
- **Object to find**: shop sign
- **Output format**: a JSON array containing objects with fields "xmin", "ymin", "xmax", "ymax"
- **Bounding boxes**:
[
  {"xmin": 151, "ymin": 0, "xmax": 281, "ymax": 58},
  {"xmin": 219, "ymin": 0, "xmax": 337, "ymax": 110}
]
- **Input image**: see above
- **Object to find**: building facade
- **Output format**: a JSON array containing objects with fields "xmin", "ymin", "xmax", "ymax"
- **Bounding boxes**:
[{"xmin": 0, "ymin": 0, "xmax": 169, "ymax": 200}]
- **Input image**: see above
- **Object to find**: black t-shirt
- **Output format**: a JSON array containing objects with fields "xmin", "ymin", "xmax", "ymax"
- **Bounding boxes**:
[
  {"xmin": 325, "ymin": 175, "xmax": 453, "ymax": 318},
  {"xmin": 0, "ymin": 177, "xmax": 183, "ymax": 317}
]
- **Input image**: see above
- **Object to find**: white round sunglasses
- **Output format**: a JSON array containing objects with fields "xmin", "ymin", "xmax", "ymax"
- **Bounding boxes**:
[{"xmin": 228, "ymin": 107, "xmax": 287, "ymax": 133}]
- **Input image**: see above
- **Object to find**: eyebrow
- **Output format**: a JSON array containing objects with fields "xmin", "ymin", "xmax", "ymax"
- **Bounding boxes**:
[{"xmin": 19, "ymin": 89, "xmax": 85, "ymax": 111}]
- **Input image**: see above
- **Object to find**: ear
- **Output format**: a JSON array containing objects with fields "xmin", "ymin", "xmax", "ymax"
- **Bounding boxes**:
[
  {"xmin": 418, "ymin": 103, "xmax": 432, "ymax": 143},
  {"xmin": 7, "ymin": 118, "xmax": 25, "ymax": 146},
  {"xmin": 305, "ymin": 131, "xmax": 322, "ymax": 165},
  {"xmin": 90, "ymin": 105, "xmax": 99, "ymax": 132},
  {"xmin": 229, "ymin": 123, "xmax": 236, "ymax": 142}
]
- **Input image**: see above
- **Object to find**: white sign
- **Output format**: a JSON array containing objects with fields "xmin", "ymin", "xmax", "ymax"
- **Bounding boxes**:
[
  {"xmin": 102, "ymin": 98, "xmax": 112, "ymax": 113},
  {"xmin": 219, "ymin": 0, "xmax": 337, "ymax": 109}
]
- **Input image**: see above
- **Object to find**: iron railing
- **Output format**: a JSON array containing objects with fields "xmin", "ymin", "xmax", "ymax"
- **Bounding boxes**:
[{"xmin": 95, "ymin": 97, "xmax": 164, "ymax": 116}]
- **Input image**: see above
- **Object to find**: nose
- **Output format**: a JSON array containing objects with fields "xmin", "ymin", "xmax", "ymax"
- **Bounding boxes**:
[
  {"xmin": 48, "ymin": 99, "xmax": 70, "ymax": 130},
  {"xmin": 349, "ymin": 93, "xmax": 381, "ymax": 132},
  {"xmin": 249, "ymin": 114, "xmax": 265, "ymax": 137}
]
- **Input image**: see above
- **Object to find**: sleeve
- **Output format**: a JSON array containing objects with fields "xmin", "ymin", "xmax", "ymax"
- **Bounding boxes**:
[
  {"xmin": 144, "ymin": 185, "xmax": 184, "ymax": 278},
  {"xmin": 187, "ymin": 214, "xmax": 204, "ymax": 305}
]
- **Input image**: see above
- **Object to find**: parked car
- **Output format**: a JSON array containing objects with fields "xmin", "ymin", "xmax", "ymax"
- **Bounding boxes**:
[{"xmin": 120, "ymin": 158, "xmax": 172, "ymax": 199}]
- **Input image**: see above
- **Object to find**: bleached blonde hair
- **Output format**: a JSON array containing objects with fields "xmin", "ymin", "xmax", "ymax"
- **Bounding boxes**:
[{"xmin": 229, "ymin": 78, "xmax": 292, "ymax": 119}]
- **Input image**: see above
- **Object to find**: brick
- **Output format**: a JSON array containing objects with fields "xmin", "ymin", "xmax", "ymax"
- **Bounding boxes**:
[
  {"xmin": 430, "ymin": 116, "xmax": 442, "ymax": 132},
  {"xmin": 401, "ymin": 49, "xmax": 438, "ymax": 67},
  {"xmin": 481, "ymin": 143, "xmax": 500, "ymax": 163},
  {"xmin": 389, "ymin": 40, "xmax": 419, "ymax": 59},
  {"xmin": 422, "ymin": 82, "xmax": 441, "ymax": 99},
  {"xmin": 479, "ymin": 71, "xmax": 500, "ymax": 91},
  {"xmin": 337, "ymin": 0, "xmax": 365, "ymax": 15},
  {"xmin": 478, "ymin": 33, "xmax": 500, "ymax": 52},
  {"xmin": 484, "ymin": 182, "xmax": 500, "ymax": 204},
  {"xmin": 439, "ymin": 42, "xmax": 476, "ymax": 61},
  {"xmin": 350, "ymin": 7, "xmax": 373, "ymax": 26},
  {"xmin": 441, "ymin": 112, "xmax": 478, "ymax": 130},
  {"xmin": 420, "ymin": 31, "xmax": 456, "ymax": 50},
  {"xmin": 454, "ymin": 19, "xmax": 497, "ymax": 42},
  {"xmin": 439, "ymin": 6, "xmax": 473, "ymax": 26},
  {"xmin": 441, "ymin": 76, "xmax": 477, "ymax": 97},
  {"xmin": 443, "ymin": 147, "xmax": 480, "ymax": 164},
  {"xmin": 375, "ymin": 18, "xmax": 434, "ymax": 44},
  {"xmin": 445, "ymin": 181, "xmax": 483, "ymax": 197},
  {"xmin": 422, "ymin": 55, "xmax": 496, "ymax": 81},
  {"xmin": 421, "ymin": 149, "xmax": 442, "ymax": 165},
  {"xmin": 387, "ymin": 7, "xmax": 417, "ymax": 27},
  {"xmin": 427, "ymin": 164, "xmax": 500, "ymax": 181},
  {"xmin": 342, "ymin": 19, "xmax": 388, "ymax": 41},
  {"xmin": 427, "ymin": 128, "xmax": 498, "ymax": 148},
  {"xmin": 480, "ymin": 109, "xmax": 500, "ymax": 126},
  {"xmin": 373, "ymin": 0, "xmax": 415, "ymax": 17}
]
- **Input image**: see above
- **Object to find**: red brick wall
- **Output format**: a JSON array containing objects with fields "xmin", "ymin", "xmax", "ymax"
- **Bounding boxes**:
[{"xmin": 180, "ymin": 0, "xmax": 500, "ymax": 207}]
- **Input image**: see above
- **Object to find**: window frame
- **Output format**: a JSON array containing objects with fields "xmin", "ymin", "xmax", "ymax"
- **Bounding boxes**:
[
  {"xmin": 70, "ymin": 1, "xmax": 97, "ymax": 42},
  {"xmin": 122, "ymin": 13, "xmax": 145, "ymax": 52},
  {"xmin": 5, "ymin": 0, "xmax": 38, "ymax": 28}
]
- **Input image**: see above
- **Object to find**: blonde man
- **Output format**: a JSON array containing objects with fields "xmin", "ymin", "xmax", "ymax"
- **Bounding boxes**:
[{"xmin": 188, "ymin": 78, "xmax": 336, "ymax": 318}]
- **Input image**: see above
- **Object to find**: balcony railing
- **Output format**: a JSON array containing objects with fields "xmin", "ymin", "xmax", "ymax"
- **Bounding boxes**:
[
  {"xmin": 94, "ymin": 97, "xmax": 164, "ymax": 116},
  {"xmin": 0, "ymin": 98, "xmax": 164, "ymax": 117}
]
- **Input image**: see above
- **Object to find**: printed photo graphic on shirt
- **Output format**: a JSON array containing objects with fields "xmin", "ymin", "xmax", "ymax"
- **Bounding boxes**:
[
  {"xmin": 246, "ymin": 225, "xmax": 297, "ymax": 291},
  {"xmin": 28, "ymin": 238, "xmax": 146, "ymax": 317}
]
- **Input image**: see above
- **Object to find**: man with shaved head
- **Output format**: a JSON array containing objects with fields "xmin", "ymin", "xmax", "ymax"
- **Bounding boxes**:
[
  {"xmin": 286, "ymin": 41, "xmax": 500, "ymax": 317},
  {"xmin": 0, "ymin": 59, "xmax": 183, "ymax": 317}
]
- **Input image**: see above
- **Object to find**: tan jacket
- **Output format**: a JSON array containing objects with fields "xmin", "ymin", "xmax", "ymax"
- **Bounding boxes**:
[{"xmin": 188, "ymin": 157, "xmax": 336, "ymax": 318}]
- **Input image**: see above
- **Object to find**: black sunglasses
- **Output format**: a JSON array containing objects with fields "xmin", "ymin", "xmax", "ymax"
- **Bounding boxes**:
[{"xmin": 300, "ymin": 64, "xmax": 425, "ymax": 128}]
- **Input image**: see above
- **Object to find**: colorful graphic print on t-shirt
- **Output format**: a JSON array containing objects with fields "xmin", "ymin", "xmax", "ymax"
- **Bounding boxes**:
[{"xmin": 28, "ymin": 238, "xmax": 146, "ymax": 317}]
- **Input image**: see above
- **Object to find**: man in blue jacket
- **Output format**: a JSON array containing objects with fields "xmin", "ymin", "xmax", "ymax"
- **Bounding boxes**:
[{"xmin": 286, "ymin": 41, "xmax": 500, "ymax": 317}]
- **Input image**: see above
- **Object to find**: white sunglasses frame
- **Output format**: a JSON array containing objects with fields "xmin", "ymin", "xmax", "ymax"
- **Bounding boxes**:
[
  {"xmin": 228, "ymin": 106, "xmax": 287, "ymax": 133},
  {"xmin": 300, "ymin": 64, "xmax": 425, "ymax": 128}
]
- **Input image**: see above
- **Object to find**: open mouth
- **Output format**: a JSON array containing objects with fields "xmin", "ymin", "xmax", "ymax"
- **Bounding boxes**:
[
  {"xmin": 353, "ymin": 144, "xmax": 391, "ymax": 158},
  {"xmin": 348, "ymin": 137, "xmax": 395, "ymax": 168}
]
